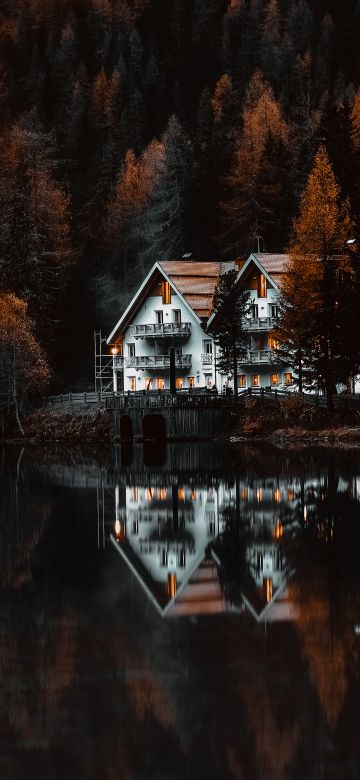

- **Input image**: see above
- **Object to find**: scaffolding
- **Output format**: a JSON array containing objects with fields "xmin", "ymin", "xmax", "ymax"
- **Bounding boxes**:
[{"xmin": 94, "ymin": 331, "xmax": 113, "ymax": 393}]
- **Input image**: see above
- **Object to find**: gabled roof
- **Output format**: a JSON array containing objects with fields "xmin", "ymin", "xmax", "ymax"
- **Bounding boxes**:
[
  {"xmin": 107, "ymin": 260, "xmax": 235, "ymax": 343},
  {"xmin": 251, "ymin": 253, "xmax": 290, "ymax": 275},
  {"xmin": 110, "ymin": 534, "xmax": 228, "ymax": 618},
  {"xmin": 160, "ymin": 261, "xmax": 235, "ymax": 319}
]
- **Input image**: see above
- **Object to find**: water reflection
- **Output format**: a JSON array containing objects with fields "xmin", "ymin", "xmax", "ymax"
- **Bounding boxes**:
[{"xmin": 1, "ymin": 442, "xmax": 360, "ymax": 779}]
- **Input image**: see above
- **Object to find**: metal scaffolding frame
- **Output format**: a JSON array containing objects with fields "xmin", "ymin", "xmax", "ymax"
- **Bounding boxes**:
[{"xmin": 94, "ymin": 330, "xmax": 113, "ymax": 393}]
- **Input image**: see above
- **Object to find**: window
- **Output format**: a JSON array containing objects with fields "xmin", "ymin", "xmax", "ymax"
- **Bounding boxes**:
[
  {"xmin": 257, "ymin": 273, "xmax": 267, "ymax": 298},
  {"xmin": 167, "ymin": 573, "xmax": 177, "ymax": 597},
  {"xmin": 155, "ymin": 310, "xmax": 163, "ymax": 324},
  {"xmin": 130, "ymin": 487, "xmax": 139, "ymax": 502},
  {"xmin": 268, "ymin": 336, "xmax": 279, "ymax": 350},
  {"xmin": 238, "ymin": 375, "xmax": 247, "ymax": 387},
  {"xmin": 161, "ymin": 280, "xmax": 171, "ymax": 304},
  {"xmin": 271, "ymin": 373, "xmax": 278, "ymax": 385},
  {"xmin": 173, "ymin": 309, "xmax": 181, "ymax": 323},
  {"xmin": 251, "ymin": 303, "xmax": 259, "ymax": 318},
  {"xmin": 203, "ymin": 340, "xmax": 213, "ymax": 354},
  {"xmin": 285, "ymin": 372, "xmax": 293, "ymax": 385},
  {"xmin": 269, "ymin": 304, "xmax": 279, "ymax": 318},
  {"xmin": 178, "ymin": 549, "xmax": 186, "ymax": 568},
  {"xmin": 161, "ymin": 549, "xmax": 168, "ymax": 567},
  {"xmin": 176, "ymin": 377, "xmax": 183, "ymax": 389},
  {"xmin": 188, "ymin": 376, "xmax": 195, "ymax": 388},
  {"xmin": 178, "ymin": 486, "xmax": 185, "ymax": 501},
  {"xmin": 129, "ymin": 376, "xmax": 136, "ymax": 391},
  {"xmin": 132, "ymin": 520, "xmax": 138, "ymax": 535},
  {"xmin": 144, "ymin": 377, "xmax": 153, "ymax": 390},
  {"xmin": 251, "ymin": 374, "xmax": 260, "ymax": 387},
  {"xmin": 156, "ymin": 377, "xmax": 165, "ymax": 390},
  {"xmin": 128, "ymin": 343, "xmax": 135, "ymax": 357}
]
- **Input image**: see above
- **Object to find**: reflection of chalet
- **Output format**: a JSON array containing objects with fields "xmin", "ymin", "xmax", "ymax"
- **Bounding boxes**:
[
  {"xmin": 111, "ymin": 482, "xmax": 229, "ymax": 617},
  {"xmin": 242, "ymin": 542, "xmax": 296, "ymax": 623}
]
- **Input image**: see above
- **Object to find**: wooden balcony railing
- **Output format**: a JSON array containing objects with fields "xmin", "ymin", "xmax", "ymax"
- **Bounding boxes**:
[
  {"xmin": 239, "ymin": 350, "xmax": 279, "ymax": 364},
  {"xmin": 128, "ymin": 322, "xmax": 191, "ymax": 338},
  {"xmin": 242, "ymin": 317, "xmax": 278, "ymax": 331},
  {"xmin": 125, "ymin": 354, "xmax": 192, "ymax": 369}
]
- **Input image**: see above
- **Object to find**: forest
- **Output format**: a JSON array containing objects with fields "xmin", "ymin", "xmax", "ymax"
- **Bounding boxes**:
[{"xmin": 0, "ymin": 0, "xmax": 360, "ymax": 389}]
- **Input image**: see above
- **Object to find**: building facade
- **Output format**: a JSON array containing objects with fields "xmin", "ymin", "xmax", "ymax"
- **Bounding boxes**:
[{"xmin": 107, "ymin": 253, "xmax": 293, "ymax": 393}]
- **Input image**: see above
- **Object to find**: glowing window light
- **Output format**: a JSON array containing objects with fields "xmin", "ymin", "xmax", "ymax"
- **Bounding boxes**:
[
  {"xmin": 263, "ymin": 577, "xmax": 273, "ymax": 603},
  {"xmin": 256, "ymin": 487, "xmax": 263, "ymax": 503},
  {"xmin": 167, "ymin": 573, "xmax": 177, "ymax": 598},
  {"xmin": 273, "ymin": 520, "xmax": 284, "ymax": 539},
  {"xmin": 274, "ymin": 488, "xmax": 282, "ymax": 503}
]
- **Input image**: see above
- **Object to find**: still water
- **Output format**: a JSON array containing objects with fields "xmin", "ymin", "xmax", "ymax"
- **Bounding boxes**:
[{"xmin": 1, "ymin": 441, "xmax": 360, "ymax": 780}]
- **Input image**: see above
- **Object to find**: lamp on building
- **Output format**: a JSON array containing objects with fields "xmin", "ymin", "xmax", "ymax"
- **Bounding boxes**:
[{"xmin": 111, "ymin": 346, "xmax": 118, "ymax": 355}]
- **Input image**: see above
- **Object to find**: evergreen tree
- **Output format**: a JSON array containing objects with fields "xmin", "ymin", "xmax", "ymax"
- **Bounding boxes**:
[
  {"xmin": 210, "ymin": 269, "xmax": 250, "ymax": 397},
  {"xmin": 278, "ymin": 147, "xmax": 359, "ymax": 408}
]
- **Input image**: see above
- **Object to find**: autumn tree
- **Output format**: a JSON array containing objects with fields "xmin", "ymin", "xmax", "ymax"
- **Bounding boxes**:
[
  {"xmin": 0, "ymin": 293, "xmax": 50, "ymax": 433},
  {"xmin": 0, "ymin": 114, "xmax": 72, "ymax": 343},
  {"xmin": 278, "ymin": 146, "xmax": 359, "ymax": 408},
  {"xmin": 210, "ymin": 269, "xmax": 250, "ymax": 397},
  {"xmin": 221, "ymin": 70, "xmax": 289, "ymax": 255}
]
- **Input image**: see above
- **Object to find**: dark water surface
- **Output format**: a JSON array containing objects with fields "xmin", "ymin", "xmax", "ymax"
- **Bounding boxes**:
[{"xmin": 1, "ymin": 442, "xmax": 360, "ymax": 780}]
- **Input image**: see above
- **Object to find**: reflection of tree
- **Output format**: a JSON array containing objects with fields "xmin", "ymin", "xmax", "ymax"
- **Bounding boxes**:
[
  {"xmin": 289, "ymin": 473, "xmax": 360, "ymax": 728},
  {"xmin": 213, "ymin": 503, "xmax": 252, "ymax": 608}
]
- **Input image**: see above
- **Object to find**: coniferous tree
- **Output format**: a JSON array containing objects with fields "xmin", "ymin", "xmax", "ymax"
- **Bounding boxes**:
[
  {"xmin": 210, "ymin": 269, "xmax": 250, "ymax": 397},
  {"xmin": 277, "ymin": 146, "xmax": 360, "ymax": 408}
]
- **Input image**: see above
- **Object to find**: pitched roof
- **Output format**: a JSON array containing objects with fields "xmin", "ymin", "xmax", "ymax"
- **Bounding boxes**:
[
  {"xmin": 159, "ymin": 260, "xmax": 227, "ymax": 319},
  {"xmin": 252, "ymin": 253, "xmax": 290, "ymax": 275}
]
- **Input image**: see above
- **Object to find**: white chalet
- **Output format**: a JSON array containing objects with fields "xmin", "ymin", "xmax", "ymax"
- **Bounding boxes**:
[{"xmin": 107, "ymin": 253, "xmax": 293, "ymax": 393}]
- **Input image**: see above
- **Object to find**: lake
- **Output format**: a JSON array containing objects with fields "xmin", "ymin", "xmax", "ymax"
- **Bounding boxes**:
[{"xmin": 1, "ymin": 441, "xmax": 360, "ymax": 780}]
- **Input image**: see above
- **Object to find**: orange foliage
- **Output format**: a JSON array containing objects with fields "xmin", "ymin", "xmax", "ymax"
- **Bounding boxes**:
[
  {"xmin": 351, "ymin": 87, "xmax": 360, "ymax": 151},
  {"xmin": 0, "ymin": 293, "xmax": 50, "ymax": 395}
]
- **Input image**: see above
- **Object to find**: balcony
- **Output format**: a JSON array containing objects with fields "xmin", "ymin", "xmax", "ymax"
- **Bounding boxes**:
[
  {"xmin": 125, "ymin": 354, "xmax": 192, "ymax": 369},
  {"xmin": 239, "ymin": 350, "xmax": 279, "ymax": 365},
  {"xmin": 201, "ymin": 353, "xmax": 213, "ymax": 365},
  {"xmin": 242, "ymin": 317, "xmax": 278, "ymax": 331},
  {"xmin": 128, "ymin": 322, "xmax": 191, "ymax": 339},
  {"xmin": 113, "ymin": 355, "xmax": 124, "ymax": 368}
]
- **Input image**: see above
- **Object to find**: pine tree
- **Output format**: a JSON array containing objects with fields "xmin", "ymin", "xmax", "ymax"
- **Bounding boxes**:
[
  {"xmin": 210, "ymin": 269, "xmax": 250, "ymax": 396},
  {"xmin": 278, "ymin": 146, "xmax": 359, "ymax": 408}
]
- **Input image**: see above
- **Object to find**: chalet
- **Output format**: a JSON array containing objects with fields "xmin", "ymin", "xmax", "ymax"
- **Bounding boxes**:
[{"xmin": 107, "ymin": 253, "xmax": 293, "ymax": 393}]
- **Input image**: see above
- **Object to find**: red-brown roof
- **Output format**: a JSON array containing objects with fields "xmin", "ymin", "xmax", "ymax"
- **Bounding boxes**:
[
  {"xmin": 160, "ymin": 260, "xmax": 225, "ymax": 318},
  {"xmin": 252, "ymin": 253, "xmax": 290, "ymax": 275}
]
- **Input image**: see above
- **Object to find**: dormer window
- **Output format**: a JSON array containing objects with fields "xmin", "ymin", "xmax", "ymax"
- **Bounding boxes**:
[{"xmin": 161, "ymin": 280, "xmax": 171, "ymax": 304}]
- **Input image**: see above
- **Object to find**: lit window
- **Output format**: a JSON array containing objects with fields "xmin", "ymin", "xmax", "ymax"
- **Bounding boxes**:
[
  {"xmin": 240, "ymin": 488, "xmax": 248, "ymax": 500},
  {"xmin": 156, "ymin": 377, "xmax": 165, "ymax": 390},
  {"xmin": 271, "ymin": 373, "xmax": 278, "ymax": 385},
  {"xmin": 274, "ymin": 488, "xmax": 282, "ymax": 503},
  {"xmin": 258, "ymin": 274, "xmax": 267, "ymax": 298},
  {"xmin": 161, "ymin": 280, "xmax": 171, "ymax": 304},
  {"xmin": 268, "ymin": 337, "xmax": 279, "ymax": 350},
  {"xmin": 256, "ymin": 487, "xmax": 263, "ymax": 502},
  {"xmin": 178, "ymin": 486, "xmax": 185, "ymax": 501},
  {"xmin": 176, "ymin": 377, "xmax": 183, "ymax": 389},
  {"xmin": 251, "ymin": 374, "xmax": 260, "ymax": 387},
  {"xmin": 287, "ymin": 489, "xmax": 295, "ymax": 501},
  {"xmin": 129, "ymin": 377, "xmax": 136, "ymax": 391},
  {"xmin": 285, "ymin": 372, "xmax": 293, "ymax": 385},
  {"xmin": 158, "ymin": 488, "xmax": 167, "ymax": 500},
  {"xmin": 145, "ymin": 487, "xmax": 155, "ymax": 500},
  {"xmin": 191, "ymin": 489, "xmax": 197, "ymax": 500},
  {"xmin": 273, "ymin": 520, "xmax": 284, "ymax": 539},
  {"xmin": 238, "ymin": 375, "xmax": 247, "ymax": 387},
  {"xmin": 167, "ymin": 573, "xmax": 177, "ymax": 597},
  {"xmin": 188, "ymin": 376, "xmax": 195, "ymax": 388},
  {"xmin": 263, "ymin": 577, "xmax": 273, "ymax": 603},
  {"xmin": 144, "ymin": 377, "xmax": 153, "ymax": 390}
]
